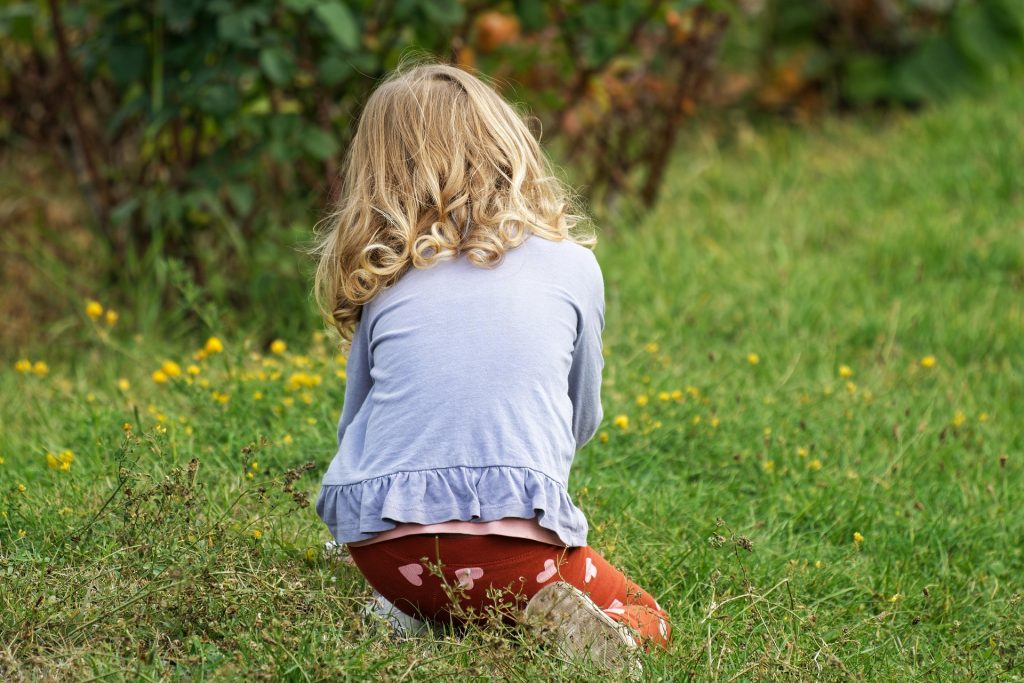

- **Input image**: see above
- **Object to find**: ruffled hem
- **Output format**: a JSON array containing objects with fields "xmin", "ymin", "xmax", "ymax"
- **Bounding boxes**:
[{"xmin": 316, "ymin": 466, "xmax": 588, "ymax": 547}]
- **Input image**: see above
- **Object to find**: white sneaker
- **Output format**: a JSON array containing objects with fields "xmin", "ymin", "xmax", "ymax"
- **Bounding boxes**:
[
  {"xmin": 363, "ymin": 591, "xmax": 429, "ymax": 639},
  {"xmin": 523, "ymin": 581, "xmax": 642, "ymax": 676}
]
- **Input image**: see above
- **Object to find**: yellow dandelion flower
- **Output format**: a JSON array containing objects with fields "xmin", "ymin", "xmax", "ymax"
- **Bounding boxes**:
[
  {"xmin": 270, "ymin": 339, "xmax": 287, "ymax": 355},
  {"xmin": 336, "ymin": 369, "xmax": 347, "ymax": 381},
  {"xmin": 797, "ymin": 447, "xmax": 809, "ymax": 458},
  {"xmin": 657, "ymin": 391, "xmax": 670, "ymax": 402},
  {"xmin": 252, "ymin": 391, "xmax": 264, "ymax": 401},
  {"xmin": 152, "ymin": 370, "xmax": 168, "ymax": 384},
  {"xmin": 32, "ymin": 361, "xmax": 49, "ymax": 377},
  {"xmin": 60, "ymin": 449, "xmax": 73, "ymax": 464},
  {"xmin": 15, "ymin": 359, "xmax": 32, "ymax": 373},
  {"xmin": 613, "ymin": 415, "xmax": 629, "ymax": 429},
  {"xmin": 747, "ymin": 352, "xmax": 760, "ymax": 365},
  {"xmin": 251, "ymin": 461, "xmax": 259, "ymax": 470},
  {"xmin": 17, "ymin": 483, "xmax": 26, "ymax": 493},
  {"xmin": 838, "ymin": 364, "xmax": 854, "ymax": 379},
  {"xmin": 710, "ymin": 416, "xmax": 720, "ymax": 428},
  {"xmin": 644, "ymin": 342, "xmax": 659, "ymax": 353},
  {"xmin": 252, "ymin": 529, "xmax": 263, "ymax": 540},
  {"xmin": 186, "ymin": 364, "xmax": 201, "ymax": 376},
  {"xmin": 686, "ymin": 386, "xmax": 700, "ymax": 398},
  {"xmin": 281, "ymin": 396, "xmax": 294, "ymax": 407},
  {"xmin": 845, "ymin": 381, "xmax": 857, "ymax": 394},
  {"xmin": 193, "ymin": 349, "xmax": 208, "ymax": 362},
  {"xmin": 105, "ymin": 309, "xmax": 118, "ymax": 326},
  {"xmin": 47, "ymin": 453, "xmax": 59, "ymax": 469},
  {"xmin": 807, "ymin": 458, "xmax": 822, "ymax": 471},
  {"xmin": 204, "ymin": 336, "xmax": 224, "ymax": 354},
  {"xmin": 920, "ymin": 355, "xmax": 936, "ymax": 369},
  {"xmin": 197, "ymin": 378, "xmax": 210, "ymax": 388},
  {"xmin": 161, "ymin": 360, "xmax": 182, "ymax": 377},
  {"xmin": 18, "ymin": 529, "xmax": 26, "ymax": 539},
  {"xmin": 122, "ymin": 422, "xmax": 133, "ymax": 432},
  {"xmin": 306, "ymin": 417, "xmax": 317, "ymax": 426},
  {"xmin": 247, "ymin": 471, "xmax": 255, "ymax": 479},
  {"xmin": 598, "ymin": 431, "xmax": 609, "ymax": 444},
  {"xmin": 691, "ymin": 415, "xmax": 701, "ymax": 425},
  {"xmin": 952, "ymin": 411, "xmax": 966, "ymax": 428},
  {"xmin": 117, "ymin": 378, "xmax": 130, "ymax": 391},
  {"xmin": 762, "ymin": 460, "xmax": 775, "ymax": 473},
  {"xmin": 853, "ymin": 531, "xmax": 864, "ymax": 544},
  {"xmin": 814, "ymin": 560, "xmax": 823, "ymax": 569},
  {"xmin": 635, "ymin": 394, "xmax": 649, "ymax": 407},
  {"xmin": 670, "ymin": 389, "xmax": 683, "ymax": 401},
  {"xmin": 281, "ymin": 433, "xmax": 294, "ymax": 445},
  {"xmin": 85, "ymin": 300, "xmax": 103, "ymax": 320}
]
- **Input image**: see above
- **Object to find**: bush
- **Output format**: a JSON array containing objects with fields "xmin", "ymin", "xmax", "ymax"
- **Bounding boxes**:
[{"xmin": 0, "ymin": 0, "xmax": 731, "ymax": 337}]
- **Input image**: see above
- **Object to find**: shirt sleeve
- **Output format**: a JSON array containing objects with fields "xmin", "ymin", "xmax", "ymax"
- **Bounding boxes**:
[
  {"xmin": 567, "ymin": 252, "xmax": 606, "ymax": 450},
  {"xmin": 336, "ymin": 313, "xmax": 373, "ymax": 448}
]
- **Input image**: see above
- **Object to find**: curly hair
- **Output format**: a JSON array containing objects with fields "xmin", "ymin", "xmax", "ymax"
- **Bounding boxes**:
[{"xmin": 312, "ymin": 59, "xmax": 595, "ymax": 341}]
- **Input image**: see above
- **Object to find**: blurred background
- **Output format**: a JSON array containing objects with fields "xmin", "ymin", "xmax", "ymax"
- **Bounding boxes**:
[{"xmin": 2, "ymin": 0, "xmax": 1023, "ymax": 352}]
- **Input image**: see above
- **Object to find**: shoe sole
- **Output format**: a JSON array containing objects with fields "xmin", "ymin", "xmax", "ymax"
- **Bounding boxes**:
[{"xmin": 523, "ymin": 581, "xmax": 641, "ymax": 675}]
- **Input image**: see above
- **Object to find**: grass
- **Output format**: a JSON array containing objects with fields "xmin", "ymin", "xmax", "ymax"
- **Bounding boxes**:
[{"xmin": 2, "ymin": 86, "xmax": 1023, "ymax": 681}]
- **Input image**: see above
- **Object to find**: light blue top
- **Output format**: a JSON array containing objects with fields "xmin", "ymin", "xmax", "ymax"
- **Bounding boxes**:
[{"xmin": 315, "ymin": 233, "xmax": 605, "ymax": 547}]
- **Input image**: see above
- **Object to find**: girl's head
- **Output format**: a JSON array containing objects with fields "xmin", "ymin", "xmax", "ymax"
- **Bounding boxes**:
[{"xmin": 314, "ymin": 60, "xmax": 593, "ymax": 340}]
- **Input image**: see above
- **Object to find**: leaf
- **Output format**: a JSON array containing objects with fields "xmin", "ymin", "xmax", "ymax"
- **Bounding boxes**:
[
  {"xmin": 514, "ymin": 0, "xmax": 545, "ymax": 32},
  {"xmin": 108, "ymin": 44, "xmax": 146, "ymax": 86},
  {"xmin": 317, "ymin": 55, "xmax": 352, "ymax": 86},
  {"xmin": 301, "ymin": 126, "xmax": 339, "ymax": 161},
  {"xmin": 259, "ymin": 46, "xmax": 296, "ymax": 86},
  {"xmin": 420, "ymin": 0, "xmax": 465, "ymax": 25},
  {"xmin": 314, "ymin": 1, "xmax": 359, "ymax": 51}
]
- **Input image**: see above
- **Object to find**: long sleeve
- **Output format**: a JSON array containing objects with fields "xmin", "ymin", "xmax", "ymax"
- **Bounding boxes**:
[
  {"xmin": 567, "ymin": 254, "xmax": 606, "ymax": 450},
  {"xmin": 336, "ymin": 314, "xmax": 373, "ymax": 448}
]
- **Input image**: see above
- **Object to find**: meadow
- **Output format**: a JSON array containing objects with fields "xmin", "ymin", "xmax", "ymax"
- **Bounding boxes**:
[{"xmin": 2, "ymin": 86, "xmax": 1022, "ymax": 681}]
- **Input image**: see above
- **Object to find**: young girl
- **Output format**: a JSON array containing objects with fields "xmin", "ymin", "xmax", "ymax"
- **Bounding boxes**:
[{"xmin": 313, "ymin": 62, "xmax": 670, "ymax": 663}]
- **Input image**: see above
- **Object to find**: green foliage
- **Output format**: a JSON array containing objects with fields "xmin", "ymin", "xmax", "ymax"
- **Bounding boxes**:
[{"xmin": 754, "ymin": 0, "xmax": 1024, "ymax": 108}]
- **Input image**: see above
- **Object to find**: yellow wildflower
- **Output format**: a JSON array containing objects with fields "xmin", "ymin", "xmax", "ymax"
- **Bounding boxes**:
[
  {"xmin": 814, "ymin": 560, "xmax": 823, "ymax": 569},
  {"xmin": 270, "ymin": 339, "xmax": 287, "ymax": 355},
  {"xmin": 306, "ymin": 417, "xmax": 317, "ymax": 426},
  {"xmin": 252, "ymin": 391, "xmax": 264, "ymax": 401},
  {"xmin": 657, "ymin": 391, "xmax": 670, "ymax": 402},
  {"xmin": 845, "ymin": 381, "xmax": 857, "ymax": 394},
  {"xmin": 251, "ymin": 461, "xmax": 259, "ymax": 470},
  {"xmin": 613, "ymin": 415, "xmax": 629, "ymax": 429},
  {"xmin": 204, "ymin": 336, "xmax": 224, "ymax": 354},
  {"xmin": 691, "ymin": 415, "xmax": 701, "ymax": 425},
  {"xmin": 47, "ymin": 453, "xmax": 59, "ymax": 469},
  {"xmin": 105, "ymin": 310, "xmax": 118, "ymax": 326},
  {"xmin": 978, "ymin": 412, "xmax": 989, "ymax": 422},
  {"xmin": 920, "ymin": 355, "xmax": 936, "ymax": 369},
  {"xmin": 18, "ymin": 529, "xmax": 26, "ymax": 539},
  {"xmin": 17, "ymin": 483, "xmax": 26, "ymax": 493},
  {"xmin": 797, "ymin": 447, "xmax": 809, "ymax": 458},
  {"xmin": 252, "ymin": 529, "xmax": 263, "ymax": 540},
  {"xmin": 122, "ymin": 422, "xmax": 133, "ymax": 432},
  {"xmin": 686, "ymin": 386, "xmax": 700, "ymax": 398},
  {"xmin": 247, "ymin": 471, "xmax": 254, "ymax": 479},
  {"xmin": 598, "ymin": 431, "xmax": 609, "ymax": 444},
  {"xmin": 161, "ymin": 360, "xmax": 182, "ymax": 378},
  {"xmin": 952, "ymin": 411, "xmax": 966, "ymax": 428},
  {"xmin": 281, "ymin": 396, "xmax": 295, "ymax": 407},
  {"xmin": 32, "ymin": 361, "xmax": 49, "ymax": 377},
  {"xmin": 117, "ymin": 378, "xmax": 130, "ymax": 391},
  {"xmin": 635, "ymin": 394, "xmax": 649, "ymax": 407},
  {"xmin": 152, "ymin": 370, "xmax": 168, "ymax": 384},
  {"xmin": 85, "ymin": 300, "xmax": 103, "ymax": 320},
  {"xmin": 747, "ymin": 352, "xmax": 760, "ymax": 365},
  {"xmin": 336, "ymin": 369, "xmax": 347, "ymax": 381},
  {"xmin": 644, "ymin": 342, "xmax": 659, "ymax": 354},
  {"xmin": 838, "ymin": 364, "xmax": 853, "ymax": 379},
  {"xmin": 710, "ymin": 416, "xmax": 720, "ymax": 428},
  {"xmin": 807, "ymin": 458, "xmax": 822, "ymax": 471},
  {"xmin": 281, "ymin": 433, "xmax": 294, "ymax": 445},
  {"xmin": 15, "ymin": 359, "xmax": 32, "ymax": 373},
  {"xmin": 186, "ymin": 364, "xmax": 201, "ymax": 376},
  {"xmin": 853, "ymin": 531, "xmax": 864, "ymax": 544},
  {"xmin": 762, "ymin": 460, "xmax": 775, "ymax": 473}
]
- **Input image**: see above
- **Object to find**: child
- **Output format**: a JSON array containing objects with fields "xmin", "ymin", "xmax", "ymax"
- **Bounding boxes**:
[{"xmin": 312, "ymin": 61, "xmax": 670, "ymax": 664}]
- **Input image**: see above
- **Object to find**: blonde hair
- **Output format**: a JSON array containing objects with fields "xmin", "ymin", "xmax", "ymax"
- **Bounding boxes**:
[{"xmin": 313, "ymin": 59, "xmax": 594, "ymax": 341}]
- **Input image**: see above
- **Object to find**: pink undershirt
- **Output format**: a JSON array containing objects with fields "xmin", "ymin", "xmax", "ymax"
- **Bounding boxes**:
[{"xmin": 347, "ymin": 518, "xmax": 564, "ymax": 548}]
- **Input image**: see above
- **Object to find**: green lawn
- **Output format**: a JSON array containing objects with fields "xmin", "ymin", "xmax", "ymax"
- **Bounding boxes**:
[{"xmin": 2, "ymin": 87, "xmax": 1022, "ymax": 681}]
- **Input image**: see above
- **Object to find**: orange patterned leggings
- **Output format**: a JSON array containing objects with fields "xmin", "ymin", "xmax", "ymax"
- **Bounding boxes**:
[{"xmin": 349, "ymin": 534, "xmax": 670, "ymax": 648}]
